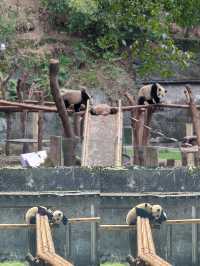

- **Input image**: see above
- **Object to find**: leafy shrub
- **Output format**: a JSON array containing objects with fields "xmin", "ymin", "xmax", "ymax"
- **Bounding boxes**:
[
  {"xmin": 40, "ymin": 0, "xmax": 193, "ymax": 78},
  {"xmin": 0, "ymin": 1, "xmax": 16, "ymax": 42}
]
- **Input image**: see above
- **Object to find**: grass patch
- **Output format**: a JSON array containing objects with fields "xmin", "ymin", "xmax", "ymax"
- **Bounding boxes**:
[
  {"xmin": 0, "ymin": 262, "xmax": 25, "ymax": 266},
  {"xmin": 159, "ymin": 149, "xmax": 181, "ymax": 161},
  {"xmin": 101, "ymin": 263, "xmax": 127, "ymax": 266},
  {"xmin": 124, "ymin": 146, "xmax": 181, "ymax": 161}
]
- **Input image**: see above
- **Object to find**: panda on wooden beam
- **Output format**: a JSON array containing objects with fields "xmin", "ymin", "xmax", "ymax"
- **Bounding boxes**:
[
  {"xmin": 60, "ymin": 88, "xmax": 92, "ymax": 112},
  {"xmin": 25, "ymin": 206, "xmax": 68, "ymax": 225},
  {"xmin": 137, "ymin": 83, "xmax": 167, "ymax": 105},
  {"xmin": 151, "ymin": 204, "xmax": 167, "ymax": 224},
  {"xmin": 126, "ymin": 203, "xmax": 153, "ymax": 225},
  {"xmin": 126, "ymin": 203, "xmax": 167, "ymax": 225}
]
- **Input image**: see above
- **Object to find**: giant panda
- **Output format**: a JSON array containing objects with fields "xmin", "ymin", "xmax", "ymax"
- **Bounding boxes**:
[
  {"xmin": 25, "ymin": 206, "xmax": 68, "ymax": 225},
  {"xmin": 60, "ymin": 88, "xmax": 92, "ymax": 112},
  {"xmin": 126, "ymin": 203, "xmax": 153, "ymax": 225},
  {"xmin": 90, "ymin": 104, "xmax": 118, "ymax": 116},
  {"xmin": 151, "ymin": 204, "xmax": 167, "ymax": 224},
  {"xmin": 52, "ymin": 209, "xmax": 68, "ymax": 225},
  {"xmin": 138, "ymin": 83, "xmax": 167, "ymax": 105}
]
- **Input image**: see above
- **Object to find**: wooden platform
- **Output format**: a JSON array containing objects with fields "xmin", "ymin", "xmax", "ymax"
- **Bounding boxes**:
[{"xmin": 81, "ymin": 102, "xmax": 123, "ymax": 167}]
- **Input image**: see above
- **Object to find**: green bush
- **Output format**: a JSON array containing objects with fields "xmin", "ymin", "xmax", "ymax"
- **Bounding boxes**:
[
  {"xmin": 0, "ymin": 262, "xmax": 25, "ymax": 266},
  {"xmin": 40, "ymin": 0, "xmax": 192, "ymax": 77},
  {"xmin": 0, "ymin": 1, "xmax": 16, "ymax": 42}
]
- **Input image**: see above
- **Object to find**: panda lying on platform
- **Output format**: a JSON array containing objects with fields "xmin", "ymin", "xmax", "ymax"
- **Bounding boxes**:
[
  {"xmin": 126, "ymin": 203, "xmax": 167, "ymax": 225},
  {"xmin": 60, "ymin": 88, "xmax": 92, "ymax": 112},
  {"xmin": 90, "ymin": 104, "xmax": 118, "ymax": 116},
  {"xmin": 138, "ymin": 83, "xmax": 167, "ymax": 105},
  {"xmin": 25, "ymin": 206, "xmax": 68, "ymax": 225}
]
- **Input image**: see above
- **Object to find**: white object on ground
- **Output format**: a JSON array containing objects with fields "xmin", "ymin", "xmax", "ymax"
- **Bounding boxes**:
[{"xmin": 20, "ymin": 151, "xmax": 47, "ymax": 168}]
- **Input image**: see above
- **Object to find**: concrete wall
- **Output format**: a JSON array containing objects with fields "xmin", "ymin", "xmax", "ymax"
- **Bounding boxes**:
[{"xmin": 0, "ymin": 167, "xmax": 200, "ymax": 266}]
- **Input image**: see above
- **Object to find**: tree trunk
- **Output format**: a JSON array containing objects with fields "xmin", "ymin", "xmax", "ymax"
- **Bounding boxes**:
[
  {"xmin": 49, "ymin": 59, "xmax": 74, "ymax": 138},
  {"xmin": 185, "ymin": 85, "xmax": 200, "ymax": 165}
]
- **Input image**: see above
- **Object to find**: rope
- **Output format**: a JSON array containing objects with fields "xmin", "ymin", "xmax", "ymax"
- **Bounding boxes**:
[{"xmin": 131, "ymin": 117, "xmax": 179, "ymax": 143}]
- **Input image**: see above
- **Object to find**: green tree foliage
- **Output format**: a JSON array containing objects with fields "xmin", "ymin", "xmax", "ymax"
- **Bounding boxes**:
[
  {"xmin": 42, "ymin": 1, "xmax": 197, "ymax": 77},
  {"xmin": 164, "ymin": 0, "xmax": 200, "ymax": 28},
  {"xmin": 0, "ymin": 1, "xmax": 16, "ymax": 42}
]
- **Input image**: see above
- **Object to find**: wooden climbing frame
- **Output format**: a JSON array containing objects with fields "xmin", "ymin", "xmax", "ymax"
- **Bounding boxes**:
[{"xmin": 36, "ymin": 214, "xmax": 73, "ymax": 266}]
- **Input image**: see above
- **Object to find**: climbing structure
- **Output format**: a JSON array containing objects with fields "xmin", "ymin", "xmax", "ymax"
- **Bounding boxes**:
[
  {"xmin": 81, "ymin": 101, "xmax": 123, "ymax": 167},
  {"xmin": 36, "ymin": 214, "xmax": 73, "ymax": 266},
  {"xmin": 130, "ymin": 217, "xmax": 172, "ymax": 266}
]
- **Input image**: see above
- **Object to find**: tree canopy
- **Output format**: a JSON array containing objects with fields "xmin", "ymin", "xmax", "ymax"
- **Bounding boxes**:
[{"xmin": 42, "ymin": 0, "xmax": 198, "ymax": 78}]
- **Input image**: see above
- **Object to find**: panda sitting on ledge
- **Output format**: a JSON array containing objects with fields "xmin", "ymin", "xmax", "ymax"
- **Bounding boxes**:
[{"xmin": 137, "ymin": 83, "xmax": 167, "ymax": 105}]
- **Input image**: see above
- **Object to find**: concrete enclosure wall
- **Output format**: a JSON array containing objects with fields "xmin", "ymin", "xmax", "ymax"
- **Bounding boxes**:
[{"xmin": 0, "ymin": 167, "xmax": 200, "ymax": 266}]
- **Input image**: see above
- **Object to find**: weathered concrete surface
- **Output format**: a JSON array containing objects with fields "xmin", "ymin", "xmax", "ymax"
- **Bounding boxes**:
[
  {"xmin": 0, "ymin": 167, "xmax": 200, "ymax": 265},
  {"xmin": 0, "ymin": 167, "xmax": 199, "ymax": 192}
]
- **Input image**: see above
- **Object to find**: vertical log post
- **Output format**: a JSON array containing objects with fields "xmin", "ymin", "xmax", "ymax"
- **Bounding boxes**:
[
  {"xmin": 5, "ymin": 112, "xmax": 11, "ymax": 156},
  {"xmin": 38, "ymin": 92, "xmax": 44, "ymax": 151},
  {"xmin": 32, "ymin": 113, "xmax": 38, "ymax": 152},
  {"xmin": 124, "ymin": 92, "xmax": 141, "ymax": 165},
  {"xmin": 66, "ymin": 223, "xmax": 72, "ymax": 260},
  {"xmin": 185, "ymin": 86, "xmax": 200, "ymax": 165},
  {"xmin": 16, "ymin": 78, "xmax": 28, "ymax": 153},
  {"xmin": 142, "ymin": 106, "xmax": 153, "ymax": 146},
  {"xmin": 49, "ymin": 59, "xmax": 75, "ymax": 165},
  {"xmin": 49, "ymin": 136, "xmax": 63, "ymax": 167},
  {"xmin": 192, "ymin": 206, "xmax": 198, "ymax": 265}
]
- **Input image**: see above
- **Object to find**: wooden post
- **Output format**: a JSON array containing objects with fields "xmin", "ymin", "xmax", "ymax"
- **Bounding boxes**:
[
  {"xmin": 66, "ymin": 223, "xmax": 72, "ymax": 259},
  {"xmin": 142, "ymin": 106, "xmax": 153, "ymax": 146},
  {"xmin": 90, "ymin": 204, "xmax": 99, "ymax": 266},
  {"xmin": 166, "ymin": 159, "xmax": 175, "ymax": 167},
  {"xmin": 115, "ymin": 100, "xmax": 123, "ymax": 167},
  {"xmin": 49, "ymin": 59, "xmax": 74, "ymax": 138},
  {"xmin": 144, "ymin": 147, "xmax": 158, "ymax": 167},
  {"xmin": 5, "ymin": 112, "xmax": 11, "ymax": 156},
  {"xmin": 185, "ymin": 123, "xmax": 195, "ymax": 166},
  {"xmin": 62, "ymin": 138, "xmax": 76, "ymax": 166},
  {"xmin": 32, "ymin": 113, "xmax": 39, "ymax": 151},
  {"xmin": 16, "ymin": 78, "xmax": 29, "ymax": 153},
  {"xmin": 124, "ymin": 92, "xmax": 137, "ymax": 164},
  {"xmin": 38, "ymin": 92, "xmax": 44, "ymax": 151},
  {"xmin": 185, "ymin": 86, "xmax": 200, "ymax": 165},
  {"xmin": 166, "ymin": 225, "xmax": 173, "ymax": 260},
  {"xmin": 124, "ymin": 92, "xmax": 144, "ymax": 165},
  {"xmin": 49, "ymin": 136, "xmax": 63, "ymax": 166},
  {"xmin": 192, "ymin": 206, "xmax": 198, "ymax": 266}
]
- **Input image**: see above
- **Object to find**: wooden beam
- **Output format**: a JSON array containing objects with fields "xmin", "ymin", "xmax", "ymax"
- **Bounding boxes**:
[
  {"xmin": 1, "ymin": 217, "xmax": 200, "ymax": 230},
  {"xmin": 100, "ymin": 219, "xmax": 200, "ymax": 230},
  {"xmin": 0, "ymin": 99, "xmax": 57, "ymax": 112},
  {"xmin": 0, "ymin": 102, "xmax": 200, "ymax": 114}
]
